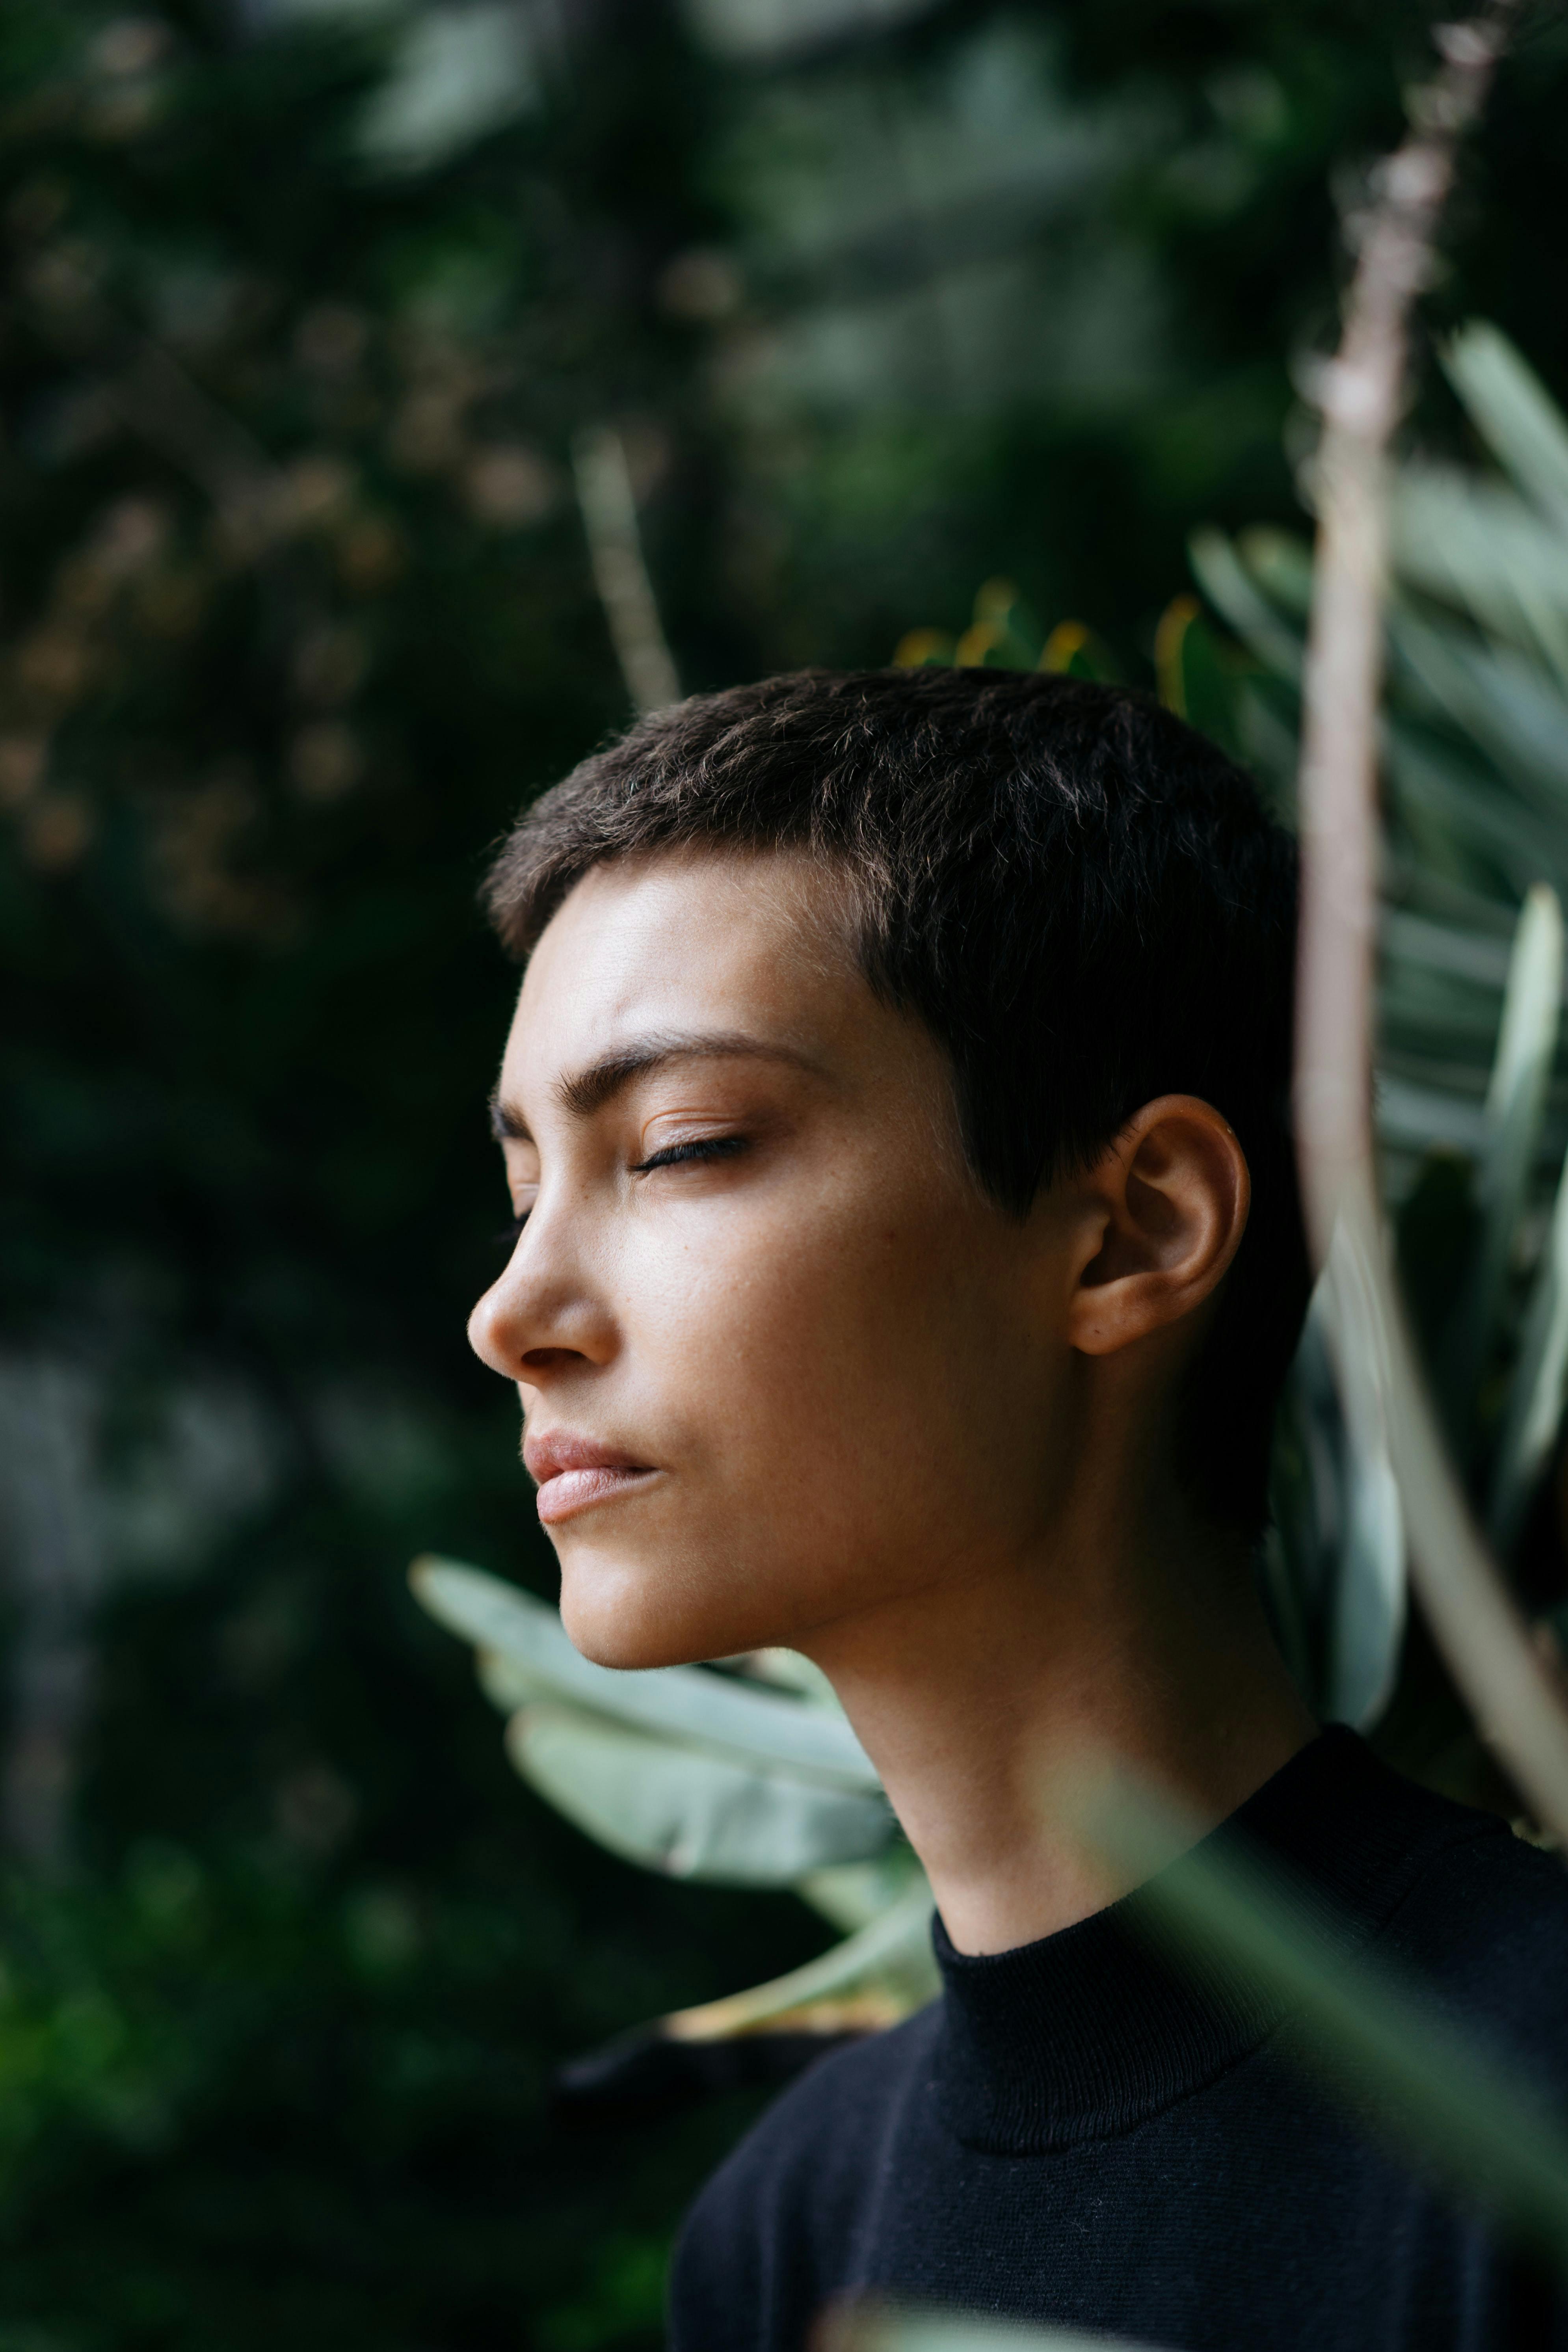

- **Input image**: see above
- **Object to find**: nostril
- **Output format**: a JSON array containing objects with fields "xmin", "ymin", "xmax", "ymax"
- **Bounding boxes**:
[
  {"xmin": 522, "ymin": 1345, "xmax": 588, "ymax": 1373},
  {"xmin": 521, "ymin": 1346, "xmax": 586, "ymax": 1376}
]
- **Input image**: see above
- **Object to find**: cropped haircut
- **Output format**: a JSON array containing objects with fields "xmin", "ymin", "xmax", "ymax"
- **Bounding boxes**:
[{"xmin": 485, "ymin": 666, "xmax": 1309, "ymax": 1534}]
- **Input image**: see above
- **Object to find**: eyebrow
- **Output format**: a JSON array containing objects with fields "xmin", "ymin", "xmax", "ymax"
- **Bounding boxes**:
[{"xmin": 487, "ymin": 1030, "xmax": 820, "ymax": 1143}]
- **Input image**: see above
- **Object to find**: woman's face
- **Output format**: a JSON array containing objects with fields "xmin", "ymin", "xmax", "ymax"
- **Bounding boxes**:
[{"xmin": 467, "ymin": 847, "xmax": 1082, "ymax": 1670}]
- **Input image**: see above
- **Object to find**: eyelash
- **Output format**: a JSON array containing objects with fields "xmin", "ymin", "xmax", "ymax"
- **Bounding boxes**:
[
  {"xmin": 632, "ymin": 1136, "xmax": 748, "ymax": 1174},
  {"xmin": 495, "ymin": 1136, "xmax": 746, "ymax": 1248}
]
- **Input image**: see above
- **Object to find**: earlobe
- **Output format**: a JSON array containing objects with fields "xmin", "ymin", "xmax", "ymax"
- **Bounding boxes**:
[{"xmin": 1067, "ymin": 1095, "xmax": 1250, "ymax": 1359}]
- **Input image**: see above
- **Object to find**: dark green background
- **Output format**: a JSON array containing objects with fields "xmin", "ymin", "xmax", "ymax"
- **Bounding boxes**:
[{"xmin": 1, "ymin": 2, "xmax": 1565, "ymax": 2342}]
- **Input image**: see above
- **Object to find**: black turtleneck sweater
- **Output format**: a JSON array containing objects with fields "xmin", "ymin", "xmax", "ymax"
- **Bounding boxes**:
[{"xmin": 668, "ymin": 1729, "xmax": 1568, "ymax": 2350}]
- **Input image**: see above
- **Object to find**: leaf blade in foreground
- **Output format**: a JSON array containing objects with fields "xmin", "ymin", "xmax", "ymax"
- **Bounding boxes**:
[{"xmin": 1078, "ymin": 1766, "xmax": 1568, "ymax": 2266}]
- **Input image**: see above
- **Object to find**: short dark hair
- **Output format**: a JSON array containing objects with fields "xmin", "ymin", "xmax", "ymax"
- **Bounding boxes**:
[{"xmin": 485, "ymin": 666, "xmax": 1308, "ymax": 1534}]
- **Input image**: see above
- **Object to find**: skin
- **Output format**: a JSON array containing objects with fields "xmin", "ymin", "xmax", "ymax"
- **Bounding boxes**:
[{"xmin": 469, "ymin": 846, "xmax": 1316, "ymax": 1954}]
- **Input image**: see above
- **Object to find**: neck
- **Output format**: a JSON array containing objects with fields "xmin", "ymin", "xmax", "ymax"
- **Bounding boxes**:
[{"xmin": 800, "ymin": 1480, "xmax": 1315, "ymax": 1957}]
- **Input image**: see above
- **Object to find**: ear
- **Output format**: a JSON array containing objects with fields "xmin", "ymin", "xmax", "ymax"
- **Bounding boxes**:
[{"xmin": 1066, "ymin": 1095, "xmax": 1250, "ymax": 1359}]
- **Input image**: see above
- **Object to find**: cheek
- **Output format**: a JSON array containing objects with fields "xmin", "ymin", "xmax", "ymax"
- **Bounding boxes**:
[
  {"xmin": 622, "ymin": 1183, "xmax": 1049, "ymax": 1570},
  {"xmin": 550, "ymin": 1149, "xmax": 1073, "ymax": 1670}
]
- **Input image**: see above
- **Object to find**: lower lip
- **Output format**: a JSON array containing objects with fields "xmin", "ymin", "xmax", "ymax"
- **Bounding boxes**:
[{"xmin": 536, "ymin": 1466, "xmax": 660, "ymax": 1525}]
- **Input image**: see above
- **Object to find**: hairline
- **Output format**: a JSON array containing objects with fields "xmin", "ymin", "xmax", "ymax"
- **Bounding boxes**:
[{"xmin": 515, "ymin": 833, "xmax": 872, "ymax": 968}]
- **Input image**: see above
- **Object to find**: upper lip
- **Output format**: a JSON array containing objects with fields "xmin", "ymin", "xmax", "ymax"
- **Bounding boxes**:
[{"xmin": 523, "ymin": 1429, "xmax": 652, "ymax": 1486}]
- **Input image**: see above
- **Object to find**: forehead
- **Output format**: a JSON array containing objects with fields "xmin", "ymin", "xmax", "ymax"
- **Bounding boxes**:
[{"xmin": 503, "ymin": 847, "xmax": 863, "ymax": 1080}]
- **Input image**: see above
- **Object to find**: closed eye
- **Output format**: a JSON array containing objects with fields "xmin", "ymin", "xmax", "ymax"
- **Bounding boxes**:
[{"xmin": 632, "ymin": 1137, "xmax": 749, "ymax": 1174}]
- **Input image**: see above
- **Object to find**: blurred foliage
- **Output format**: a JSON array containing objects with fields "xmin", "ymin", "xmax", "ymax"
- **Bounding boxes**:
[
  {"xmin": 0, "ymin": 1833, "xmax": 799, "ymax": 2348},
  {"xmin": 3, "ymin": 0, "xmax": 1568, "ymax": 2344}
]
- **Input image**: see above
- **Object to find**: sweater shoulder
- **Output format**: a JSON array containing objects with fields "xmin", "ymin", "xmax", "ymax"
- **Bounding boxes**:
[
  {"xmin": 686, "ymin": 1998, "xmax": 939, "ymax": 2212},
  {"xmin": 667, "ymin": 2004, "xmax": 939, "ymax": 2351}
]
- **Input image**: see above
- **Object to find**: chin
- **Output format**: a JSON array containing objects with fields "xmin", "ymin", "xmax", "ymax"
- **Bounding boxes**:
[{"xmin": 556, "ymin": 1540, "xmax": 781, "ymax": 1672}]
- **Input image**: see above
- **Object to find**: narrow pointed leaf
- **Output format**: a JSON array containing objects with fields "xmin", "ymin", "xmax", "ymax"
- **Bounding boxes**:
[
  {"xmin": 1233, "ymin": 525, "xmax": 1314, "ymax": 617},
  {"xmin": 1326, "ymin": 1439, "xmax": 1404, "ymax": 1730},
  {"xmin": 1391, "ymin": 611, "xmax": 1568, "ymax": 816},
  {"xmin": 1382, "ymin": 907, "xmax": 1511, "ymax": 992},
  {"xmin": 1490, "ymin": 1142, "xmax": 1568, "ymax": 1555},
  {"xmin": 822, "ymin": 2309, "xmax": 1165, "ymax": 2352},
  {"xmin": 1443, "ymin": 323, "xmax": 1568, "ymax": 532},
  {"xmin": 1080, "ymin": 1768, "xmax": 1568, "ymax": 2264},
  {"xmin": 1375, "ymin": 1075, "xmax": 1487, "ymax": 1158},
  {"xmin": 1384, "ymin": 727, "xmax": 1567, "ymax": 901},
  {"xmin": 1393, "ymin": 463, "xmax": 1568, "ymax": 682},
  {"xmin": 1312, "ymin": 1239, "xmax": 1406, "ymax": 1731},
  {"xmin": 1441, "ymin": 885, "xmax": 1565, "ymax": 1430},
  {"xmin": 1187, "ymin": 528, "xmax": 1304, "ymax": 680}
]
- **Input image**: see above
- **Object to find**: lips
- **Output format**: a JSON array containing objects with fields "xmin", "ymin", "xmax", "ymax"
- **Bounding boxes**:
[{"xmin": 523, "ymin": 1429, "xmax": 660, "ymax": 1526}]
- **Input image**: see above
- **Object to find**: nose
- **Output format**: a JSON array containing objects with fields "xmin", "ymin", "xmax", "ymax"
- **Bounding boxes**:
[{"xmin": 467, "ymin": 1211, "xmax": 616, "ymax": 1385}]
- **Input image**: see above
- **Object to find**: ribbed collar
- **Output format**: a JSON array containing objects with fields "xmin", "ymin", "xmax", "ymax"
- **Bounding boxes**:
[{"xmin": 931, "ymin": 1727, "xmax": 1493, "ymax": 2155}]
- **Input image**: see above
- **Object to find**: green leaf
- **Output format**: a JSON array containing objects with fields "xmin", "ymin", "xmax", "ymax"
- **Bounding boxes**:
[
  {"xmin": 410, "ymin": 1557, "xmax": 881, "ymax": 1790},
  {"xmin": 1443, "ymin": 323, "xmax": 1568, "ymax": 534},
  {"xmin": 1079, "ymin": 1766, "xmax": 1568, "ymax": 2265},
  {"xmin": 1382, "ymin": 907, "xmax": 1510, "ymax": 994},
  {"xmin": 1234, "ymin": 676, "xmax": 1302, "ymax": 807},
  {"xmin": 473, "ymin": 1644, "xmax": 551, "ymax": 1713},
  {"xmin": 1327, "ymin": 1412, "xmax": 1404, "ymax": 1729},
  {"xmin": 1187, "ymin": 527, "xmax": 1304, "ymax": 681},
  {"xmin": 1439, "ymin": 885, "xmax": 1565, "ymax": 1441},
  {"xmin": 820, "ymin": 2310, "xmax": 1163, "ymax": 2352},
  {"xmin": 662, "ymin": 1876, "xmax": 939, "ymax": 2042},
  {"xmin": 740, "ymin": 1647, "xmax": 843, "ymax": 1706},
  {"xmin": 503, "ymin": 1702, "xmax": 895, "ymax": 1883},
  {"xmin": 1305, "ymin": 1246, "xmax": 1406, "ymax": 1731},
  {"xmin": 1390, "ymin": 611, "xmax": 1568, "ymax": 818},
  {"xmin": 1392, "ymin": 463, "xmax": 1568, "ymax": 683},
  {"xmin": 1383, "ymin": 729, "xmax": 1565, "ymax": 906},
  {"xmin": 1234, "ymin": 524, "xmax": 1315, "ymax": 618},
  {"xmin": 1375, "ymin": 1074, "xmax": 1486, "ymax": 1158},
  {"xmin": 797, "ymin": 1851, "xmax": 927, "ymax": 1932},
  {"xmin": 1036, "ymin": 619, "xmax": 1118, "ymax": 680},
  {"xmin": 1153, "ymin": 596, "xmax": 1244, "ymax": 755},
  {"xmin": 1490, "ymin": 1140, "xmax": 1568, "ymax": 1556}
]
